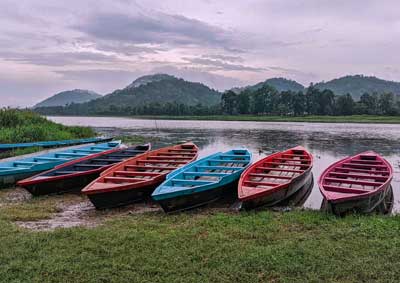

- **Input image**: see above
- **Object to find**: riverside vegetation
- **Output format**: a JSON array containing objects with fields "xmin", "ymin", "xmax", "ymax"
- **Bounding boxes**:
[{"xmin": 0, "ymin": 108, "xmax": 95, "ymax": 157}]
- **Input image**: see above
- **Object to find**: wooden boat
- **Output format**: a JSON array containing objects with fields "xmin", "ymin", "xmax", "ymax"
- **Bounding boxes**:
[
  {"xmin": 82, "ymin": 143, "xmax": 199, "ymax": 209},
  {"xmin": 238, "ymin": 146, "xmax": 313, "ymax": 210},
  {"xmin": 152, "ymin": 149, "xmax": 252, "ymax": 213},
  {"xmin": 0, "ymin": 137, "xmax": 113, "ymax": 153},
  {"xmin": 18, "ymin": 144, "xmax": 150, "ymax": 196},
  {"xmin": 319, "ymin": 151, "xmax": 393, "ymax": 215},
  {"xmin": 0, "ymin": 141, "xmax": 121, "ymax": 188}
]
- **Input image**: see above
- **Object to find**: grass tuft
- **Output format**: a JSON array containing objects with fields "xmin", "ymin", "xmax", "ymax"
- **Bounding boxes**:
[{"xmin": 0, "ymin": 108, "xmax": 96, "ymax": 157}]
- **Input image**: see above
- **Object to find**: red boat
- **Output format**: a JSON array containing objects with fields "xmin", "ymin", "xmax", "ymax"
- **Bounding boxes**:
[
  {"xmin": 238, "ymin": 146, "xmax": 313, "ymax": 210},
  {"xmin": 82, "ymin": 142, "xmax": 199, "ymax": 209},
  {"xmin": 319, "ymin": 151, "xmax": 393, "ymax": 215},
  {"xmin": 18, "ymin": 144, "xmax": 151, "ymax": 196}
]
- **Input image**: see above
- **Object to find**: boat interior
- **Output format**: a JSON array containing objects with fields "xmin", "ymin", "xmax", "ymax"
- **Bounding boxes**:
[
  {"xmin": 243, "ymin": 148, "xmax": 311, "ymax": 190},
  {"xmin": 322, "ymin": 153, "xmax": 390, "ymax": 195}
]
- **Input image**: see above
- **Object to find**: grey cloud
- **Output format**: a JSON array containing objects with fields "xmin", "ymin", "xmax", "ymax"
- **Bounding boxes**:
[
  {"xmin": 0, "ymin": 51, "xmax": 119, "ymax": 66},
  {"xmin": 75, "ymin": 12, "xmax": 234, "ymax": 48},
  {"xmin": 201, "ymin": 54, "xmax": 244, "ymax": 63},
  {"xmin": 184, "ymin": 57, "xmax": 266, "ymax": 72},
  {"xmin": 92, "ymin": 41, "xmax": 162, "ymax": 56}
]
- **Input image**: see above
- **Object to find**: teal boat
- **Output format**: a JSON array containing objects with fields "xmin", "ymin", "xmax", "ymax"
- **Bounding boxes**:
[
  {"xmin": 0, "ymin": 137, "xmax": 113, "ymax": 153},
  {"xmin": 0, "ymin": 141, "xmax": 121, "ymax": 188},
  {"xmin": 152, "ymin": 149, "xmax": 252, "ymax": 212}
]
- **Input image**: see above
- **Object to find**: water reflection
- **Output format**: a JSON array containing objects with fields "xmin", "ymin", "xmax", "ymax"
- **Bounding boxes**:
[{"xmin": 49, "ymin": 116, "xmax": 400, "ymax": 213}]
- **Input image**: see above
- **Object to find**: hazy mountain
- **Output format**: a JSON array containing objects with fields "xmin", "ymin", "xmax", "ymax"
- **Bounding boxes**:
[
  {"xmin": 315, "ymin": 75, "xmax": 400, "ymax": 100},
  {"xmin": 231, "ymin": 77, "xmax": 305, "ymax": 94},
  {"xmin": 34, "ymin": 89, "xmax": 101, "ymax": 108}
]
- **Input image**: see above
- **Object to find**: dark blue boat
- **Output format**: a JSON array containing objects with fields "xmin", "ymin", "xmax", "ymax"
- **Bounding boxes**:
[
  {"xmin": 0, "ymin": 141, "xmax": 121, "ymax": 188},
  {"xmin": 152, "ymin": 149, "xmax": 252, "ymax": 212},
  {"xmin": 0, "ymin": 137, "xmax": 113, "ymax": 153}
]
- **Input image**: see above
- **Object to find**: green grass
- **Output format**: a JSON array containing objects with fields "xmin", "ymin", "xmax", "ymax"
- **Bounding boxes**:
[
  {"xmin": 0, "ymin": 108, "xmax": 95, "ymax": 144},
  {"xmin": 0, "ymin": 200, "xmax": 399, "ymax": 282},
  {"xmin": 0, "ymin": 109, "xmax": 96, "ymax": 157},
  {"xmin": 127, "ymin": 114, "xmax": 400, "ymax": 124}
]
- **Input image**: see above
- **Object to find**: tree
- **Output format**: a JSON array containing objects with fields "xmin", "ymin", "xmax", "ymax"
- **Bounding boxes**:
[
  {"xmin": 221, "ymin": 91, "xmax": 238, "ymax": 114},
  {"xmin": 292, "ymin": 91, "xmax": 306, "ymax": 116},
  {"xmin": 237, "ymin": 90, "xmax": 250, "ymax": 114},
  {"xmin": 278, "ymin": 91, "xmax": 294, "ymax": 115},
  {"xmin": 379, "ymin": 92, "xmax": 397, "ymax": 115},
  {"xmin": 335, "ymin": 94, "xmax": 355, "ymax": 115},
  {"xmin": 359, "ymin": 92, "xmax": 379, "ymax": 114},
  {"xmin": 305, "ymin": 84, "xmax": 320, "ymax": 115},
  {"xmin": 319, "ymin": 89, "xmax": 335, "ymax": 115}
]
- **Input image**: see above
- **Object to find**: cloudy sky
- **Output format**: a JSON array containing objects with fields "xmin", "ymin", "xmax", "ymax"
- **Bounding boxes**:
[{"xmin": 1, "ymin": 0, "xmax": 399, "ymax": 106}]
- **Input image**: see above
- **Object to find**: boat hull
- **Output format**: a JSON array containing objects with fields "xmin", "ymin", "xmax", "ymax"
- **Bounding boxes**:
[
  {"xmin": 86, "ymin": 184, "xmax": 156, "ymax": 209},
  {"xmin": 23, "ymin": 172, "xmax": 100, "ymax": 196},
  {"xmin": 157, "ymin": 180, "xmax": 238, "ymax": 213},
  {"xmin": 321, "ymin": 183, "xmax": 391, "ymax": 216},
  {"xmin": 0, "ymin": 171, "xmax": 43, "ymax": 189},
  {"xmin": 241, "ymin": 171, "xmax": 313, "ymax": 210},
  {"xmin": 273, "ymin": 174, "xmax": 314, "ymax": 207},
  {"xmin": 0, "ymin": 137, "xmax": 113, "ymax": 153}
]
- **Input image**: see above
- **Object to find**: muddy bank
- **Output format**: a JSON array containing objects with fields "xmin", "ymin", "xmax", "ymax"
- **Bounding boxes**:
[{"xmin": 0, "ymin": 188, "xmax": 162, "ymax": 231}]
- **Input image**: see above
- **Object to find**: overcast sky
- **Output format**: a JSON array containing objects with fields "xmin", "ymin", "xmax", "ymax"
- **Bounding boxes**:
[{"xmin": 1, "ymin": 0, "xmax": 399, "ymax": 107}]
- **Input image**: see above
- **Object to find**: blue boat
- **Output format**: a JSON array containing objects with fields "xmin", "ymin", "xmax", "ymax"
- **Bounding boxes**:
[
  {"xmin": 152, "ymin": 148, "xmax": 252, "ymax": 212},
  {"xmin": 0, "ymin": 137, "xmax": 113, "ymax": 153},
  {"xmin": 0, "ymin": 141, "xmax": 121, "ymax": 188}
]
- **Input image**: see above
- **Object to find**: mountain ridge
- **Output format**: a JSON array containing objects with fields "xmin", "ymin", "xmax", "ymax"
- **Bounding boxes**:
[
  {"xmin": 35, "ymin": 74, "xmax": 400, "ymax": 111},
  {"xmin": 34, "ymin": 89, "xmax": 101, "ymax": 108},
  {"xmin": 231, "ymin": 77, "xmax": 305, "ymax": 94},
  {"xmin": 314, "ymin": 75, "xmax": 400, "ymax": 100}
]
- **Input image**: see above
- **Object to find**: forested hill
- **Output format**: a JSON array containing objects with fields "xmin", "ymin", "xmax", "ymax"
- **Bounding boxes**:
[
  {"xmin": 232, "ymin": 78, "xmax": 305, "ymax": 94},
  {"xmin": 34, "ymin": 89, "xmax": 101, "ymax": 108},
  {"xmin": 315, "ymin": 75, "xmax": 400, "ymax": 100},
  {"xmin": 93, "ymin": 74, "xmax": 221, "ymax": 107},
  {"xmin": 35, "ymin": 74, "xmax": 222, "ymax": 115}
]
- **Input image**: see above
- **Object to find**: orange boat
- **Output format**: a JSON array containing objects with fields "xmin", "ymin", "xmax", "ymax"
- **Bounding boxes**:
[{"xmin": 82, "ymin": 142, "xmax": 198, "ymax": 209}]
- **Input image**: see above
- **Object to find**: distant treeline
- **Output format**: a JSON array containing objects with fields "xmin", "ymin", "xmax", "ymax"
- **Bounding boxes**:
[
  {"xmin": 221, "ymin": 85, "xmax": 399, "ymax": 116},
  {"xmin": 36, "ymin": 84, "xmax": 400, "ymax": 116}
]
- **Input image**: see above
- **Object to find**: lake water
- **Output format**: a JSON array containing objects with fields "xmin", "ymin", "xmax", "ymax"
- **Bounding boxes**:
[{"xmin": 49, "ymin": 116, "xmax": 400, "ymax": 213}]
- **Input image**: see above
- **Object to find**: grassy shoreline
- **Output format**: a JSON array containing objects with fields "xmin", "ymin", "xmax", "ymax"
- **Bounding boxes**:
[
  {"xmin": 49, "ymin": 114, "xmax": 400, "ymax": 124},
  {"xmin": 1, "ymin": 202, "xmax": 400, "ymax": 282},
  {"xmin": 0, "ymin": 109, "xmax": 96, "ymax": 158}
]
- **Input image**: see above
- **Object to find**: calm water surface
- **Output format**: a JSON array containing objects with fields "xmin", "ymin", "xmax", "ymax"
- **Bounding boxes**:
[{"xmin": 49, "ymin": 116, "xmax": 400, "ymax": 212}]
